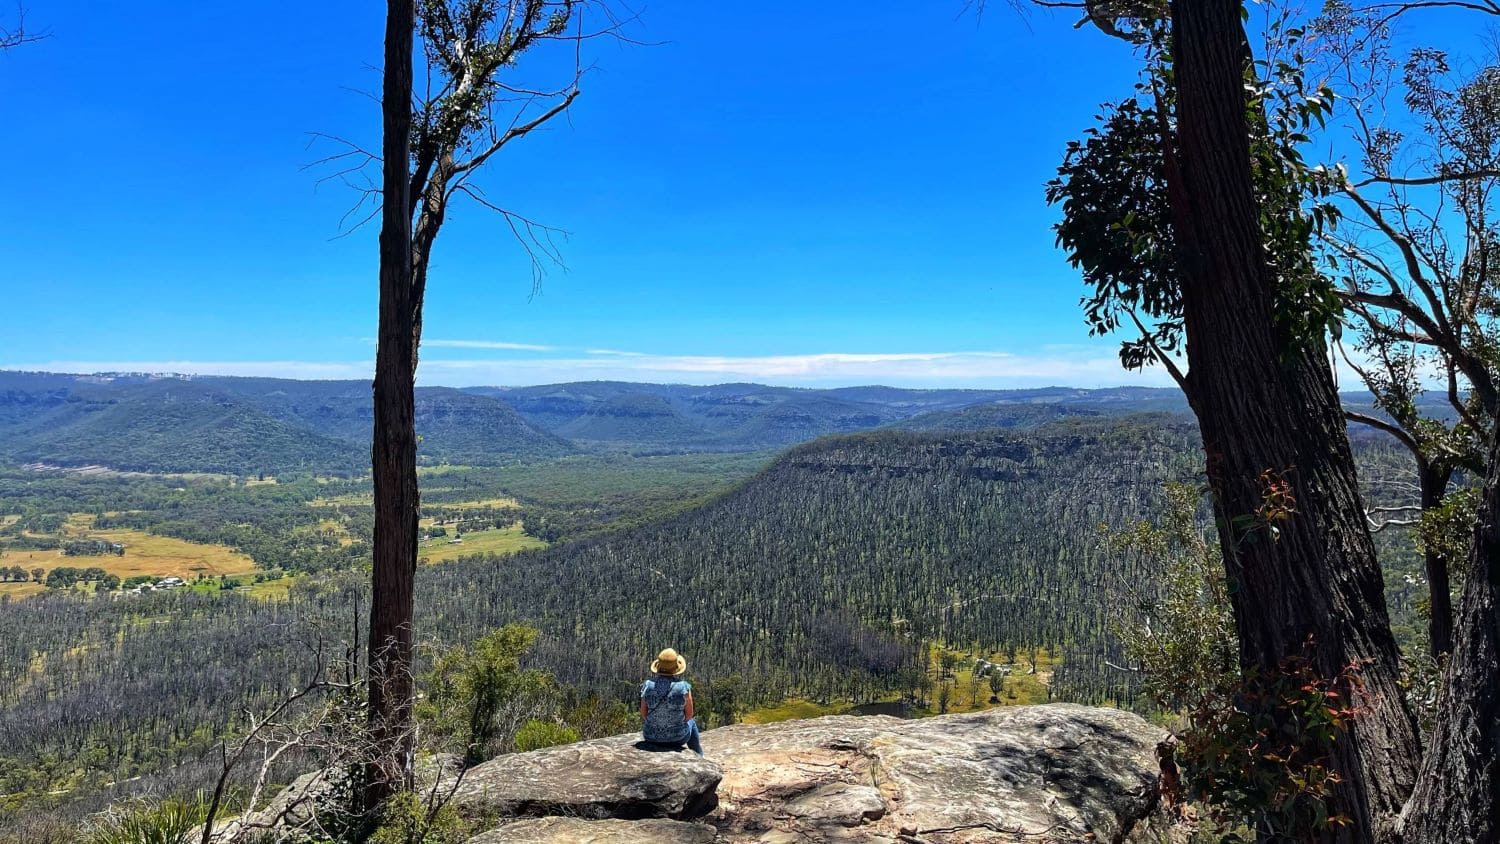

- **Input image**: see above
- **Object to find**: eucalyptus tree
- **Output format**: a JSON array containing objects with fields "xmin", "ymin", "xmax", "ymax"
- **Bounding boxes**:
[
  {"xmin": 1303, "ymin": 2, "xmax": 1500, "ymax": 660},
  {"xmin": 1311, "ymin": 5, "xmax": 1500, "ymax": 840},
  {"xmin": 1044, "ymin": 3, "xmax": 1420, "ymax": 835},
  {"xmin": 363, "ymin": 0, "xmax": 618, "ymax": 810},
  {"xmin": 1043, "ymin": 1, "xmax": 1500, "ymax": 837}
]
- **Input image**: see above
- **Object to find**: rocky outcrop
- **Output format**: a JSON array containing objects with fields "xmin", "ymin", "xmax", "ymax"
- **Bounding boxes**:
[
  {"xmin": 455, "ymin": 703, "xmax": 1173, "ymax": 843},
  {"xmin": 699, "ymin": 703, "xmax": 1168, "ymax": 843},
  {"xmin": 467, "ymin": 817, "xmax": 718, "ymax": 843},
  {"xmin": 221, "ymin": 704, "xmax": 1173, "ymax": 843},
  {"xmin": 449, "ymin": 737, "xmax": 723, "ymax": 821}
]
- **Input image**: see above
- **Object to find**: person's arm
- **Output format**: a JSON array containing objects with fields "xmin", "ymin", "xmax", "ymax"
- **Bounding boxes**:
[
  {"xmin": 640, "ymin": 699, "xmax": 648, "ymax": 718},
  {"xmin": 684, "ymin": 691, "xmax": 695, "ymax": 721}
]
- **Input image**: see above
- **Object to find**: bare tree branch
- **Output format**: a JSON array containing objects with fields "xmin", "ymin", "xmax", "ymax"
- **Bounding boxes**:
[{"xmin": 0, "ymin": 4, "xmax": 45, "ymax": 50}]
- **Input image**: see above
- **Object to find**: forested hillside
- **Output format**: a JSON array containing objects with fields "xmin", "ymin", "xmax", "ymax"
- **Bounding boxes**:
[
  {"xmin": 0, "ymin": 378, "xmax": 365, "ymax": 476},
  {"xmin": 419, "ymin": 415, "xmax": 1205, "ymax": 706}
]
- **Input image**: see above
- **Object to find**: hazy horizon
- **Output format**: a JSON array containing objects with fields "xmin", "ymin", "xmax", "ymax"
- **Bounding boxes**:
[{"xmin": 0, "ymin": 363, "xmax": 1181, "ymax": 392}]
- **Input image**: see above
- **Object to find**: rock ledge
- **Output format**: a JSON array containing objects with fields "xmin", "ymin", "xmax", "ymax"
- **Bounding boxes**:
[{"xmin": 457, "ymin": 703, "xmax": 1172, "ymax": 843}]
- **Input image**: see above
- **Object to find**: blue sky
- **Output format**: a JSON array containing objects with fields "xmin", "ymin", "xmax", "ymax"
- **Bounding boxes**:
[{"xmin": 0, "ymin": 2, "xmax": 1476, "ymax": 387}]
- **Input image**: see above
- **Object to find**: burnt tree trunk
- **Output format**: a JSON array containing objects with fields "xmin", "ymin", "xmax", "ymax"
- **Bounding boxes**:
[
  {"xmin": 1168, "ymin": 1, "xmax": 1420, "ymax": 838},
  {"xmin": 1419, "ymin": 462, "xmax": 1455, "ymax": 660},
  {"xmin": 366, "ymin": 0, "xmax": 417, "ymax": 814},
  {"xmin": 1398, "ymin": 434, "xmax": 1500, "ymax": 842}
]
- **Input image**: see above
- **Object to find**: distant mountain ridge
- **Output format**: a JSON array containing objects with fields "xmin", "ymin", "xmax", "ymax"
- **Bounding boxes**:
[
  {"xmin": 465, "ymin": 381, "xmax": 1194, "ymax": 451},
  {"xmin": 8, "ymin": 370, "xmax": 1438, "ymax": 475},
  {"xmin": 0, "ymin": 370, "xmax": 1440, "ymax": 476},
  {"xmin": 0, "ymin": 372, "xmax": 570, "ymax": 474}
]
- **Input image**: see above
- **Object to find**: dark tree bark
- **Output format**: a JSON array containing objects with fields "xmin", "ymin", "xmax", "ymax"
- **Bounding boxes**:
[
  {"xmin": 365, "ymin": 0, "xmax": 417, "ymax": 814},
  {"xmin": 1167, "ymin": 1, "xmax": 1421, "ymax": 838},
  {"xmin": 1398, "ymin": 434, "xmax": 1500, "ymax": 842},
  {"xmin": 1418, "ymin": 462, "xmax": 1456, "ymax": 660}
]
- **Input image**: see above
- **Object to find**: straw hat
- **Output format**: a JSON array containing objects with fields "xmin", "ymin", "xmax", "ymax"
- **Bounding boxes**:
[{"xmin": 651, "ymin": 648, "xmax": 687, "ymax": 676}]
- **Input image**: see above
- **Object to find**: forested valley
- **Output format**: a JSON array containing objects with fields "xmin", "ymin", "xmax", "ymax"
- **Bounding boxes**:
[
  {"xmin": 0, "ymin": 406, "xmax": 1436, "ymax": 835},
  {"xmin": 12, "ymin": 0, "xmax": 1500, "ymax": 837}
]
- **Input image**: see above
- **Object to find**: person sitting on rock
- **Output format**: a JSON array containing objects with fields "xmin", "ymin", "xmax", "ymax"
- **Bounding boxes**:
[{"xmin": 640, "ymin": 648, "xmax": 703, "ymax": 755}]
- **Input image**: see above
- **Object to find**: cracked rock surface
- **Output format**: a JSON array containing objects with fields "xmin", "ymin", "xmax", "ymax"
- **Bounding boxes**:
[
  {"xmin": 450, "ymin": 736, "xmax": 723, "ymax": 821},
  {"xmin": 467, "ymin": 817, "xmax": 718, "ymax": 843},
  {"xmin": 455, "ymin": 703, "xmax": 1174, "ymax": 843},
  {"xmin": 698, "ymin": 703, "xmax": 1170, "ymax": 843}
]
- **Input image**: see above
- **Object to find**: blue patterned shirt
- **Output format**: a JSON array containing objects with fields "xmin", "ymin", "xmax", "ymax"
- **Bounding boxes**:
[{"xmin": 640, "ymin": 677, "xmax": 691, "ymax": 744}]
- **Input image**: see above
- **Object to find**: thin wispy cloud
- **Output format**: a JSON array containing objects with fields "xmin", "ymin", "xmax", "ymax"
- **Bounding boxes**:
[
  {"xmin": 3, "ymin": 360, "xmax": 378, "ymax": 381},
  {"xmin": 425, "ymin": 339, "xmax": 557, "ymax": 351}
]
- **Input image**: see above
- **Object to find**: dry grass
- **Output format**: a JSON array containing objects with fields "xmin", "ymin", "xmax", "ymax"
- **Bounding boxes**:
[
  {"xmin": 0, "ymin": 581, "xmax": 46, "ymax": 599},
  {"xmin": 0, "ymin": 528, "xmax": 258, "ymax": 583}
]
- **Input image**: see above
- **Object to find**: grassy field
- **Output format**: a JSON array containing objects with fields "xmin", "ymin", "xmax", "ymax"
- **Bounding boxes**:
[
  {"xmin": 311, "ymin": 492, "xmax": 521, "ymax": 511},
  {"xmin": 417, "ymin": 523, "xmax": 544, "ymax": 564},
  {"xmin": 416, "ymin": 464, "xmax": 474, "ymax": 476},
  {"xmin": 243, "ymin": 574, "xmax": 302, "ymax": 600},
  {"xmin": 0, "ymin": 518, "xmax": 260, "ymax": 597},
  {"xmin": 741, "ymin": 699, "xmax": 848, "ymax": 724},
  {"xmin": 423, "ymin": 496, "xmax": 521, "ymax": 511},
  {"xmin": 309, "ymin": 493, "xmax": 372, "ymax": 507}
]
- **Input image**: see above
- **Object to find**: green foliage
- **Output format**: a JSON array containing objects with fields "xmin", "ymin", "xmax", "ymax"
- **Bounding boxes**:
[
  {"xmin": 1107, "ymin": 482, "xmax": 1238, "ymax": 713},
  {"xmin": 1048, "ymin": 93, "xmax": 1182, "ymax": 371},
  {"xmin": 84, "ymin": 796, "xmax": 208, "ymax": 844},
  {"xmin": 418, "ymin": 625, "xmax": 560, "ymax": 765},
  {"xmin": 369, "ymin": 790, "xmax": 468, "ymax": 844},
  {"xmin": 1172, "ymin": 652, "xmax": 1366, "ymax": 840},
  {"xmin": 44, "ymin": 565, "xmax": 111, "ymax": 589},
  {"xmin": 1108, "ymin": 485, "xmax": 1362, "ymax": 838},
  {"xmin": 1418, "ymin": 484, "xmax": 1481, "ymax": 594},
  {"xmin": 513, "ymin": 719, "xmax": 579, "ymax": 752},
  {"xmin": 693, "ymin": 673, "xmax": 745, "ymax": 728},
  {"xmin": 1047, "ymin": 12, "xmax": 1342, "ymax": 372}
]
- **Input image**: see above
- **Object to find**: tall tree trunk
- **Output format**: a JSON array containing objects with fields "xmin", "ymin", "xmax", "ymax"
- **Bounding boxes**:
[
  {"xmin": 1398, "ymin": 435, "xmax": 1500, "ymax": 842},
  {"xmin": 1419, "ymin": 463, "xmax": 1455, "ymax": 660},
  {"xmin": 1168, "ymin": 1, "xmax": 1420, "ymax": 838},
  {"xmin": 366, "ymin": 0, "xmax": 417, "ymax": 815}
]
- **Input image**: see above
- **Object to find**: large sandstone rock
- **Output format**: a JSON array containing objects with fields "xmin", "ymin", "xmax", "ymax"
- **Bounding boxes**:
[
  {"xmin": 466, "ymin": 817, "xmax": 717, "ymax": 843},
  {"xmin": 701, "ymin": 703, "xmax": 1170, "ymax": 843},
  {"xmin": 228, "ymin": 704, "xmax": 1175, "ymax": 844},
  {"xmin": 449, "ymin": 735, "xmax": 722, "ymax": 821}
]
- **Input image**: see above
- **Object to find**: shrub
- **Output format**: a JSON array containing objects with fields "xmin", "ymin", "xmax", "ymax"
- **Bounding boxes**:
[
  {"xmin": 84, "ymin": 796, "xmax": 209, "ymax": 844},
  {"xmin": 513, "ymin": 719, "xmax": 579, "ymax": 752},
  {"xmin": 369, "ymin": 790, "xmax": 468, "ymax": 844},
  {"xmin": 417, "ymin": 625, "xmax": 561, "ymax": 764},
  {"xmin": 1172, "ymin": 650, "xmax": 1366, "ymax": 839}
]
